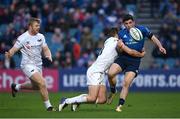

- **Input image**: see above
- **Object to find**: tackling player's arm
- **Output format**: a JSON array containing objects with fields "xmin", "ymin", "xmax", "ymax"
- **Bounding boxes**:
[
  {"xmin": 117, "ymin": 40, "xmax": 145, "ymax": 57},
  {"xmin": 5, "ymin": 46, "xmax": 20, "ymax": 59},
  {"xmin": 42, "ymin": 45, "xmax": 52, "ymax": 62},
  {"xmin": 150, "ymin": 35, "xmax": 166, "ymax": 54}
]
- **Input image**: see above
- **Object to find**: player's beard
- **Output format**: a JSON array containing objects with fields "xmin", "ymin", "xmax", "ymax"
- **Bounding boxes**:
[{"xmin": 32, "ymin": 28, "xmax": 39, "ymax": 35}]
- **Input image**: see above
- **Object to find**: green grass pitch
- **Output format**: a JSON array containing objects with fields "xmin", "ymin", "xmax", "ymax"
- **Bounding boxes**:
[{"xmin": 0, "ymin": 92, "xmax": 180, "ymax": 118}]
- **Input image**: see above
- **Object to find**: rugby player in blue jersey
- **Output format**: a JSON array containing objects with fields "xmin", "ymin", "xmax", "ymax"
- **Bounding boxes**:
[{"xmin": 107, "ymin": 14, "xmax": 166, "ymax": 112}]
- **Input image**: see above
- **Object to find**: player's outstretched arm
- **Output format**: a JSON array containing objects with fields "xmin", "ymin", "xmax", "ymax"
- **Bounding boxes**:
[
  {"xmin": 117, "ymin": 40, "xmax": 145, "ymax": 57},
  {"xmin": 151, "ymin": 35, "xmax": 166, "ymax": 54},
  {"xmin": 42, "ymin": 45, "xmax": 52, "ymax": 62},
  {"xmin": 5, "ymin": 46, "xmax": 19, "ymax": 59}
]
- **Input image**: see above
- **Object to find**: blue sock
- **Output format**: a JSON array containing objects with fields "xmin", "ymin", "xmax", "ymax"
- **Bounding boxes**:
[
  {"xmin": 118, "ymin": 98, "xmax": 125, "ymax": 106},
  {"xmin": 110, "ymin": 86, "xmax": 116, "ymax": 93}
]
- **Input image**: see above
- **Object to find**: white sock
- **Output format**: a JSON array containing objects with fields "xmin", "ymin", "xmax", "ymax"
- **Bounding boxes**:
[
  {"xmin": 44, "ymin": 100, "xmax": 52, "ymax": 109},
  {"xmin": 15, "ymin": 84, "xmax": 21, "ymax": 91},
  {"xmin": 65, "ymin": 94, "xmax": 88, "ymax": 104},
  {"xmin": 95, "ymin": 98, "xmax": 99, "ymax": 104}
]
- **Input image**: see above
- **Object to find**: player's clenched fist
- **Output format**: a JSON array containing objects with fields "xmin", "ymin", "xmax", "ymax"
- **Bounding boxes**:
[
  {"xmin": 5, "ymin": 51, "xmax": 11, "ymax": 59},
  {"xmin": 46, "ymin": 56, "xmax": 52, "ymax": 62}
]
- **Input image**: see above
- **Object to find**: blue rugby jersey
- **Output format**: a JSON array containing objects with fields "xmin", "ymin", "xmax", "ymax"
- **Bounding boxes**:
[{"xmin": 118, "ymin": 25, "xmax": 152, "ymax": 60}]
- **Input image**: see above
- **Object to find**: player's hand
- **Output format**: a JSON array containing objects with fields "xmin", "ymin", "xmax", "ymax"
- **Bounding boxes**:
[
  {"xmin": 5, "ymin": 51, "xmax": 11, "ymax": 59},
  {"xmin": 141, "ymin": 47, "xmax": 145, "ymax": 52},
  {"xmin": 159, "ymin": 47, "xmax": 166, "ymax": 55},
  {"xmin": 117, "ymin": 40, "xmax": 124, "ymax": 48},
  {"xmin": 46, "ymin": 56, "xmax": 52, "ymax": 62},
  {"xmin": 140, "ymin": 50, "xmax": 146, "ymax": 57}
]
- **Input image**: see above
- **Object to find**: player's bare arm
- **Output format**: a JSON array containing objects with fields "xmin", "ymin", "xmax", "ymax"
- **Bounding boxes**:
[
  {"xmin": 42, "ymin": 45, "xmax": 52, "ymax": 62},
  {"xmin": 117, "ymin": 40, "xmax": 145, "ymax": 57},
  {"xmin": 151, "ymin": 35, "xmax": 166, "ymax": 54},
  {"xmin": 5, "ymin": 46, "xmax": 19, "ymax": 59}
]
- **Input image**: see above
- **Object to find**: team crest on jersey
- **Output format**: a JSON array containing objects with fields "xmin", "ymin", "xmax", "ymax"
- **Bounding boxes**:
[{"xmin": 25, "ymin": 41, "xmax": 31, "ymax": 49}]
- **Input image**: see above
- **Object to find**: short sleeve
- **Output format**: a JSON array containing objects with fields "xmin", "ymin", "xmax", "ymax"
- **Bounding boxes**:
[
  {"xmin": 141, "ymin": 26, "xmax": 153, "ymax": 39},
  {"xmin": 42, "ymin": 35, "xmax": 47, "ymax": 47},
  {"xmin": 14, "ymin": 37, "xmax": 23, "ymax": 49}
]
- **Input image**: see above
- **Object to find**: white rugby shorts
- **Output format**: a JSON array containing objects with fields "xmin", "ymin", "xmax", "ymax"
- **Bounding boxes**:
[
  {"xmin": 86, "ymin": 67, "xmax": 105, "ymax": 86},
  {"xmin": 21, "ymin": 64, "xmax": 42, "ymax": 78}
]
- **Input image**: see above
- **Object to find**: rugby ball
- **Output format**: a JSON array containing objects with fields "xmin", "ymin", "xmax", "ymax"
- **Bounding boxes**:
[{"xmin": 129, "ymin": 27, "xmax": 143, "ymax": 41}]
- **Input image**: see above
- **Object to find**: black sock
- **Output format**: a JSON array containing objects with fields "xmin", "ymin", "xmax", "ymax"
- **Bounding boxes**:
[
  {"xmin": 118, "ymin": 98, "xmax": 125, "ymax": 106},
  {"xmin": 110, "ymin": 86, "xmax": 116, "ymax": 93}
]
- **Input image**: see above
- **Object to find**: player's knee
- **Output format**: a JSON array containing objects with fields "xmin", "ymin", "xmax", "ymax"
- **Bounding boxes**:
[
  {"xmin": 97, "ymin": 97, "xmax": 106, "ymax": 104},
  {"xmin": 32, "ymin": 85, "xmax": 39, "ymax": 90},
  {"xmin": 108, "ymin": 72, "xmax": 115, "ymax": 79},
  {"xmin": 122, "ymin": 82, "xmax": 130, "ymax": 88},
  {"xmin": 31, "ymin": 82, "xmax": 39, "ymax": 90},
  {"xmin": 91, "ymin": 97, "xmax": 97, "ymax": 102},
  {"xmin": 38, "ymin": 80, "xmax": 46, "ymax": 89},
  {"xmin": 88, "ymin": 96, "xmax": 97, "ymax": 102}
]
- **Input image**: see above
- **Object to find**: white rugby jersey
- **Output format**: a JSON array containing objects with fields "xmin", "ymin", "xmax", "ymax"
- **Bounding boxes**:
[
  {"xmin": 14, "ymin": 31, "xmax": 47, "ymax": 66},
  {"xmin": 90, "ymin": 37, "xmax": 118, "ymax": 73}
]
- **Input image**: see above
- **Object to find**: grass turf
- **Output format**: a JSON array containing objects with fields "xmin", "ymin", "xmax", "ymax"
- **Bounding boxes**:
[{"xmin": 0, "ymin": 92, "xmax": 180, "ymax": 118}]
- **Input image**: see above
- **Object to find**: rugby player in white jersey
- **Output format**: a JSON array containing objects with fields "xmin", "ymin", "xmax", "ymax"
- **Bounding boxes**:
[
  {"xmin": 5, "ymin": 17, "xmax": 56, "ymax": 111},
  {"xmin": 58, "ymin": 28, "xmax": 145, "ymax": 111}
]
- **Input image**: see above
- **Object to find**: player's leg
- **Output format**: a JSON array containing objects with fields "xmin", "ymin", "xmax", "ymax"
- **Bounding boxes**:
[
  {"xmin": 25, "ymin": 65, "xmax": 54, "ymax": 111},
  {"xmin": 70, "ymin": 72, "xmax": 106, "ymax": 111},
  {"xmin": 66, "ymin": 85, "xmax": 99, "ymax": 103},
  {"xmin": 95, "ymin": 74, "xmax": 107, "ymax": 104},
  {"xmin": 30, "ymin": 72, "xmax": 55, "ymax": 111},
  {"xmin": 96, "ymin": 85, "xmax": 107, "ymax": 104},
  {"xmin": 59, "ymin": 85, "xmax": 100, "ymax": 111},
  {"xmin": 108, "ymin": 63, "xmax": 123, "ymax": 90},
  {"xmin": 116, "ymin": 71, "xmax": 136, "ymax": 112},
  {"xmin": 23, "ymin": 78, "xmax": 40, "ymax": 89},
  {"xmin": 70, "ymin": 85, "xmax": 106, "ymax": 111},
  {"xmin": 11, "ymin": 80, "xmax": 39, "ymax": 97},
  {"xmin": 11, "ymin": 65, "xmax": 40, "ymax": 97},
  {"xmin": 11, "ymin": 67, "xmax": 55, "ymax": 111},
  {"xmin": 30, "ymin": 72, "xmax": 48, "ymax": 100},
  {"xmin": 116, "ymin": 60, "xmax": 140, "ymax": 112},
  {"xmin": 63, "ymin": 70, "xmax": 101, "ymax": 104},
  {"xmin": 87, "ymin": 85, "xmax": 100, "ymax": 102},
  {"xmin": 12, "ymin": 80, "xmax": 39, "ymax": 91},
  {"xmin": 107, "ymin": 63, "xmax": 123, "ymax": 104},
  {"xmin": 59, "ymin": 69, "xmax": 102, "ymax": 111},
  {"xmin": 120, "ymin": 72, "xmax": 136, "ymax": 99}
]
